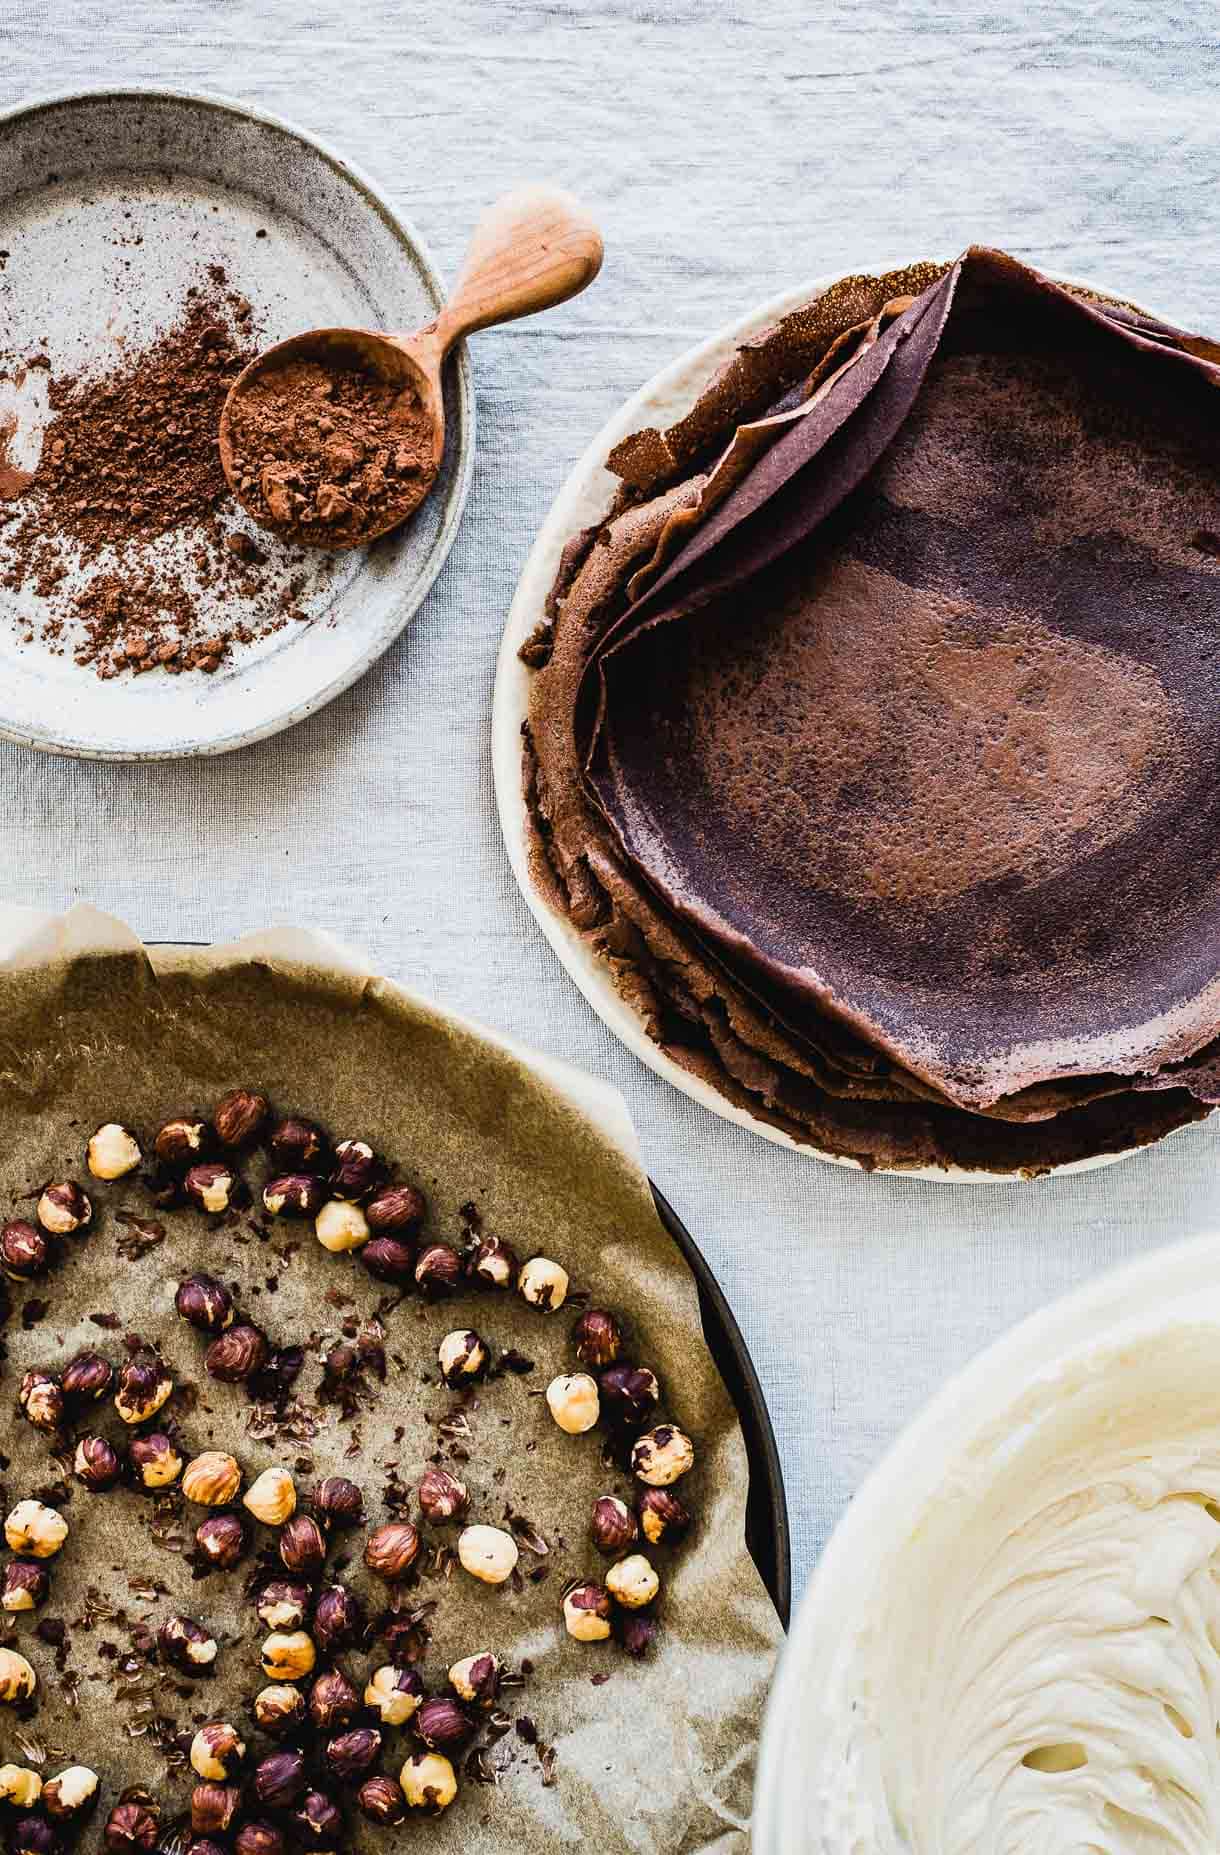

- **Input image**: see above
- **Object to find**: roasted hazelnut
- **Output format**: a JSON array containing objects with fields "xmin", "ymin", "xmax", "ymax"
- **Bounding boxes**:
[
  {"xmin": 0, "ymin": 1766, "xmax": 41, "ymax": 1807},
  {"xmin": 244, "ymin": 1466, "xmax": 297, "ymax": 1526},
  {"xmin": 400, "ymin": 1751, "xmax": 457, "ymax": 1815},
  {"xmin": 129, "ymin": 1433, "xmax": 183, "ymax": 1490},
  {"xmin": 562, "ymin": 1580, "xmax": 613, "ymax": 1642},
  {"xmin": 10, "ymin": 1815, "xmax": 57, "ymax": 1855},
  {"xmin": 616, "ymin": 1610, "xmax": 659, "ymax": 1658},
  {"xmin": 313, "ymin": 1582, "xmax": 364, "ymax": 1655},
  {"xmin": 448, "ymin": 1651, "xmax": 501, "ymax": 1707},
  {"xmin": 154, "ymin": 1117, "xmax": 210, "ymax": 1167},
  {"xmin": 103, "ymin": 1800, "xmax": 158, "ymax": 1853},
  {"xmin": 260, "ymin": 1630, "xmax": 316, "ymax": 1683},
  {"xmin": 254, "ymin": 1578, "xmax": 312, "ymax": 1630},
  {"xmin": 262, "ymin": 1173, "xmax": 328, "ymax": 1219},
  {"xmin": 437, "ymin": 1328, "xmax": 490, "ymax": 1388},
  {"xmin": 190, "ymin": 1722, "xmax": 245, "ymax": 1780},
  {"xmin": 252, "ymin": 1683, "xmax": 306, "ymax": 1735},
  {"xmin": 291, "ymin": 1791, "xmax": 343, "ymax": 1850},
  {"xmin": 175, "ymin": 1272, "xmax": 234, "ymax": 1333},
  {"xmin": 182, "ymin": 1451, "xmax": 242, "ymax": 1506},
  {"xmin": 87, "ymin": 1122, "xmax": 142, "ymax": 1180},
  {"xmin": 60, "ymin": 1349, "xmax": 113, "ymax": 1405},
  {"xmin": 5, "ymin": 1499, "xmax": 67, "ymax": 1558},
  {"xmin": 190, "ymin": 1784, "xmax": 239, "ymax": 1836},
  {"xmin": 314, "ymin": 1199, "xmax": 370, "ymax": 1253},
  {"xmin": 518, "ymin": 1255, "xmax": 569, "ymax": 1311},
  {"xmin": 324, "ymin": 1726, "xmax": 382, "ymax": 1781},
  {"xmin": 638, "ymin": 1486, "xmax": 691, "ymax": 1544},
  {"xmin": 42, "ymin": 1766, "xmax": 98, "ymax": 1823},
  {"xmin": 185, "ymin": 1162, "xmax": 244, "ymax": 1215},
  {"xmin": 573, "ymin": 1307, "xmax": 623, "ymax": 1368},
  {"xmin": 363, "ymin": 1520, "xmax": 420, "ymax": 1581},
  {"xmin": 631, "ymin": 1424, "xmax": 695, "ymax": 1486},
  {"xmin": 414, "ymin": 1696, "xmax": 474, "ymax": 1753},
  {"xmin": 308, "ymin": 1667, "xmax": 359, "ymax": 1731},
  {"xmin": 413, "ymin": 1241, "xmax": 462, "ymax": 1298},
  {"xmin": 0, "ymin": 1219, "xmax": 51, "ymax": 1280},
  {"xmin": 235, "ymin": 1822, "xmax": 285, "ymax": 1855},
  {"xmin": 1, "ymin": 1560, "xmax": 48, "ymax": 1612},
  {"xmin": 364, "ymin": 1663, "xmax": 424, "ymax": 1726},
  {"xmin": 591, "ymin": 1494, "xmax": 639, "ymax": 1554},
  {"xmin": 418, "ymin": 1466, "xmax": 468, "ymax": 1523},
  {"xmin": 357, "ymin": 1775, "xmax": 406, "ymax": 1826},
  {"xmin": 359, "ymin": 1236, "xmax": 416, "ymax": 1284},
  {"xmin": 606, "ymin": 1552, "xmax": 660, "ymax": 1609},
  {"xmin": 267, "ymin": 1115, "xmax": 328, "ymax": 1170},
  {"xmin": 472, "ymin": 1233, "xmax": 518, "ymax": 1289},
  {"xmin": 457, "ymin": 1523, "xmax": 518, "ymax": 1586},
  {"xmin": 0, "ymin": 1647, "xmax": 37, "ymax": 1701},
  {"xmin": 19, "ymin": 1369, "xmax": 64, "ymax": 1432},
  {"xmin": 74, "ymin": 1434, "xmax": 122, "ymax": 1492},
  {"xmin": 253, "ymin": 1749, "xmax": 307, "ymax": 1809},
  {"xmin": 600, "ymin": 1364, "xmax": 662, "ymax": 1430},
  {"xmin": 204, "ymin": 1321, "xmax": 268, "ymax": 1383},
  {"xmin": 312, "ymin": 1474, "xmax": 364, "ymax": 1529},
  {"xmin": 212, "ymin": 1087, "xmax": 268, "ymax": 1148},
  {"xmin": 329, "ymin": 1138, "xmax": 384, "ymax": 1201},
  {"xmin": 365, "ymin": 1182, "xmax": 425, "ymax": 1234},
  {"xmin": 159, "ymin": 1613, "xmax": 218, "ymax": 1673},
  {"xmin": 114, "ymin": 1349, "xmax": 173, "ymax": 1424},
  {"xmin": 279, "ymin": 1513, "xmax": 326, "ymax": 1576},
  {"xmin": 36, "ymin": 1181, "xmax": 91, "ymax": 1236},
  {"xmin": 546, "ymin": 1371, "xmax": 600, "ymax": 1435},
  {"xmin": 196, "ymin": 1513, "xmax": 247, "ymax": 1570}
]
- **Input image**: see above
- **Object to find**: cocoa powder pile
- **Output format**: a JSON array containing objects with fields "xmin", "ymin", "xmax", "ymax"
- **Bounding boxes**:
[{"xmin": 225, "ymin": 354, "xmax": 436, "ymax": 546}]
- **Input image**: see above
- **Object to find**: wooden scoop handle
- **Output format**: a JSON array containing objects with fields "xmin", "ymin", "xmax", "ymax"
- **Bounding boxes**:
[{"xmin": 422, "ymin": 186, "xmax": 603, "ymax": 359}]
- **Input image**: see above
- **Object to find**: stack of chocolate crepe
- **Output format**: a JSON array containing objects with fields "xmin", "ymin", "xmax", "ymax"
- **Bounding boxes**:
[{"xmin": 523, "ymin": 249, "xmax": 1220, "ymax": 1173}]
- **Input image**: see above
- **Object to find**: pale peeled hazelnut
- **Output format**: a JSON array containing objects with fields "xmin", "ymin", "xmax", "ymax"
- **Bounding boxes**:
[
  {"xmin": 36, "ymin": 1181, "xmax": 91, "ymax": 1235},
  {"xmin": 0, "ymin": 1647, "xmax": 37, "ymax": 1700},
  {"xmin": 631, "ymin": 1424, "xmax": 695, "ymax": 1486},
  {"xmin": 364, "ymin": 1664, "xmax": 423, "ymax": 1726},
  {"xmin": 19, "ymin": 1370, "xmax": 64, "ymax": 1433},
  {"xmin": 606, "ymin": 1553, "xmax": 660, "ymax": 1609},
  {"xmin": 87, "ymin": 1122, "xmax": 142, "ymax": 1179},
  {"xmin": 437, "ymin": 1328, "xmax": 489, "ymax": 1388},
  {"xmin": 253, "ymin": 1684, "xmax": 307, "ymax": 1735},
  {"xmin": 457, "ymin": 1524, "xmax": 518, "ymax": 1585},
  {"xmin": 0, "ymin": 1767, "xmax": 41, "ymax": 1807},
  {"xmin": 563, "ymin": 1581, "xmax": 612, "ymax": 1642},
  {"xmin": 314, "ymin": 1200, "xmax": 370, "ymax": 1252},
  {"xmin": 191, "ymin": 1723, "xmax": 246, "ymax": 1781},
  {"xmin": 400, "ymin": 1751, "xmax": 457, "ymax": 1814},
  {"xmin": 244, "ymin": 1468, "xmax": 297, "ymax": 1527},
  {"xmin": 546, "ymin": 1371, "xmax": 599, "ymax": 1435},
  {"xmin": 5, "ymin": 1498, "xmax": 68, "ymax": 1558},
  {"xmin": 261, "ymin": 1630, "xmax": 316, "ymax": 1682},
  {"xmin": 518, "ymin": 1255, "xmax": 569, "ymax": 1310},
  {"xmin": 448, "ymin": 1652, "xmax": 501, "ymax": 1707},
  {"xmin": 42, "ymin": 1766, "xmax": 99, "ymax": 1823},
  {"xmin": 183, "ymin": 1452, "xmax": 243, "ymax": 1506},
  {"xmin": 130, "ymin": 1433, "xmax": 184, "ymax": 1490}
]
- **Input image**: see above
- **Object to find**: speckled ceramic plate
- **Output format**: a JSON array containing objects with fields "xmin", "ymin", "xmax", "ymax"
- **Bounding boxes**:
[{"xmin": 0, "ymin": 88, "xmax": 473, "ymax": 759}]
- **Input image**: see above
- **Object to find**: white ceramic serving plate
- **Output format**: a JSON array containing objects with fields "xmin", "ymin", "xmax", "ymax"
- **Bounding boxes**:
[
  {"xmin": 0, "ymin": 88, "xmax": 473, "ymax": 759},
  {"xmin": 492, "ymin": 259, "xmax": 1184, "ymax": 1181}
]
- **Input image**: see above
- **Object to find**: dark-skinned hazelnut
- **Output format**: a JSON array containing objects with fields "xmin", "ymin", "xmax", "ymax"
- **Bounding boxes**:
[
  {"xmin": 190, "ymin": 1785, "xmax": 239, "ymax": 1836},
  {"xmin": 267, "ymin": 1116, "xmax": 328, "ymax": 1171},
  {"xmin": 73, "ymin": 1435, "xmax": 122, "ymax": 1492},
  {"xmin": 616, "ymin": 1610, "xmax": 660, "ymax": 1658},
  {"xmin": 154, "ymin": 1117, "xmax": 211, "ymax": 1168},
  {"xmin": 253, "ymin": 1750, "xmax": 307, "ymax": 1809},
  {"xmin": 359, "ymin": 1235, "xmax": 416, "ymax": 1284},
  {"xmin": 357, "ymin": 1775, "xmax": 406, "ymax": 1826},
  {"xmin": 1, "ymin": 1560, "xmax": 49, "ymax": 1612},
  {"xmin": 195, "ymin": 1513, "xmax": 247, "ymax": 1570},
  {"xmin": 591, "ymin": 1494, "xmax": 639, "ymax": 1554},
  {"xmin": 60, "ymin": 1350, "xmax": 114, "ymax": 1405},
  {"xmin": 599, "ymin": 1364, "xmax": 661, "ymax": 1430},
  {"xmin": 324, "ymin": 1727, "xmax": 382, "ymax": 1782},
  {"xmin": 562, "ymin": 1580, "xmax": 613, "ymax": 1642},
  {"xmin": 103, "ymin": 1799, "xmax": 158, "ymax": 1853},
  {"xmin": 414, "ymin": 1696, "xmax": 474, "ymax": 1753},
  {"xmin": 235, "ymin": 1823, "xmax": 285, "ymax": 1855},
  {"xmin": 36, "ymin": 1181, "xmax": 91, "ymax": 1236},
  {"xmin": 418, "ymin": 1466, "xmax": 468, "ymax": 1523},
  {"xmin": 261, "ymin": 1173, "xmax": 327, "ymax": 1219},
  {"xmin": 279, "ymin": 1513, "xmax": 326, "ymax": 1576},
  {"xmin": 129, "ymin": 1433, "xmax": 183, "ymax": 1490},
  {"xmin": 185, "ymin": 1162, "xmax": 245, "ymax": 1216},
  {"xmin": 114, "ymin": 1349, "xmax": 173, "ymax": 1424},
  {"xmin": 312, "ymin": 1583, "xmax": 364, "ymax": 1655},
  {"xmin": 364, "ymin": 1520, "xmax": 420, "ymax": 1581},
  {"xmin": 158, "ymin": 1613, "xmax": 218, "ymax": 1673},
  {"xmin": 312, "ymin": 1475, "xmax": 364, "ymax": 1529},
  {"xmin": 449, "ymin": 1651, "xmax": 501, "ymax": 1706},
  {"xmin": 291, "ymin": 1792, "xmax": 343, "ymax": 1851},
  {"xmin": 1, "ymin": 1219, "xmax": 51, "ymax": 1281},
  {"xmin": 365, "ymin": 1183, "xmax": 425, "ymax": 1234},
  {"xmin": 205, "ymin": 1322, "xmax": 268, "ymax": 1383},
  {"xmin": 212, "ymin": 1088, "xmax": 268, "ymax": 1148},
  {"xmin": 175, "ymin": 1273, "xmax": 234, "ymax": 1334},
  {"xmin": 10, "ymin": 1817, "xmax": 58, "ymax": 1855},
  {"xmin": 413, "ymin": 1242, "xmax": 462, "ymax": 1299},
  {"xmin": 308, "ymin": 1668, "xmax": 359, "ymax": 1731},
  {"xmin": 472, "ymin": 1233, "xmax": 518, "ymax": 1289},
  {"xmin": 328, "ymin": 1138, "xmax": 384, "ymax": 1201},
  {"xmin": 254, "ymin": 1579, "xmax": 312, "ymax": 1631},
  {"xmin": 573, "ymin": 1308, "xmax": 623, "ymax": 1368},
  {"xmin": 252, "ymin": 1684, "xmax": 306, "ymax": 1735},
  {"xmin": 638, "ymin": 1486, "xmax": 691, "ymax": 1544},
  {"xmin": 437, "ymin": 1328, "xmax": 489, "ymax": 1388},
  {"xmin": 42, "ymin": 1767, "xmax": 99, "ymax": 1822},
  {"xmin": 19, "ymin": 1369, "xmax": 64, "ymax": 1432}
]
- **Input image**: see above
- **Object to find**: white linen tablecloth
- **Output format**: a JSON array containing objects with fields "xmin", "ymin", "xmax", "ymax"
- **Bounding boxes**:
[{"xmin": 2, "ymin": 0, "xmax": 1219, "ymax": 1604}]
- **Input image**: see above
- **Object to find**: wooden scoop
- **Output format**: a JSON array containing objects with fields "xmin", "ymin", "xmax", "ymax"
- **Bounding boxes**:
[{"xmin": 218, "ymin": 186, "xmax": 603, "ymax": 549}]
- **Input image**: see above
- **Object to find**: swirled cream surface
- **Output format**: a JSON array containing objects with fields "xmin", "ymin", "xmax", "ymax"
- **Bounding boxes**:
[{"xmin": 816, "ymin": 1316, "xmax": 1220, "ymax": 1854}]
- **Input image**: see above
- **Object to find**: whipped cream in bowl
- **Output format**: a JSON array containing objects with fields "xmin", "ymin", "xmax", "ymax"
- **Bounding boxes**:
[{"xmin": 755, "ymin": 1233, "xmax": 1220, "ymax": 1854}]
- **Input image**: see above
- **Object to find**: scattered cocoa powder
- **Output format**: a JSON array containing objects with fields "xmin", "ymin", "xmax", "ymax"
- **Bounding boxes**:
[{"xmin": 226, "ymin": 353, "xmax": 436, "ymax": 546}]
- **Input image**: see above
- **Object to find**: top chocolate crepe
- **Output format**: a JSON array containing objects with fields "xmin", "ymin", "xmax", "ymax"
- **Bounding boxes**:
[{"xmin": 569, "ymin": 248, "xmax": 1220, "ymax": 1119}]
